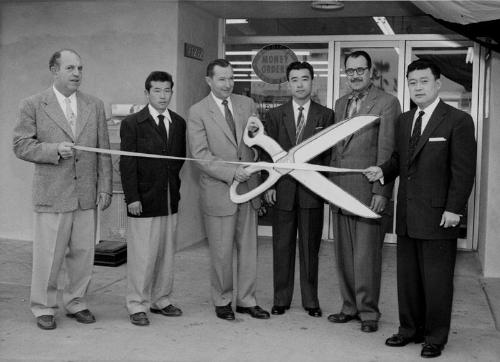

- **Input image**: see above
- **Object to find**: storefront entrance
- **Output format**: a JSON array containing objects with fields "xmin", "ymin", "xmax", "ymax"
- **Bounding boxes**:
[{"xmin": 225, "ymin": 35, "xmax": 482, "ymax": 250}]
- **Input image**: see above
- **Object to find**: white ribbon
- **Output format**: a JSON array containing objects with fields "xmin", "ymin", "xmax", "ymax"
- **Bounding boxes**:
[{"xmin": 73, "ymin": 145, "xmax": 364, "ymax": 174}]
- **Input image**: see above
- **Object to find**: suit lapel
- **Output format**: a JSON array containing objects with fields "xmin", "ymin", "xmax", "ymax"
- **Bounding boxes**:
[
  {"xmin": 41, "ymin": 88, "xmax": 74, "ymax": 140},
  {"xmin": 302, "ymin": 102, "xmax": 320, "ymax": 141},
  {"xmin": 343, "ymin": 86, "xmax": 377, "ymax": 147},
  {"xmin": 208, "ymin": 96, "xmax": 237, "ymax": 147},
  {"xmin": 283, "ymin": 103, "xmax": 296, "ymax": 145},
  {"xmin": 410, "ymin": 101, "xmax": 447, "ymax": 163},
  {"xmin": 75, "ymin": 92, "xmax": 91, "ymax": 140}
]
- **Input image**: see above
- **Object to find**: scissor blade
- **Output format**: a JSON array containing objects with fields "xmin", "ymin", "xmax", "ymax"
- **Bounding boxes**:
[
  {"xmin": 291, "ymin": 115, "xmax": 379, "ymax": 163},
  {"xmin": 290, "ymin": 169, "xmax": 380, "ymax": 219}
]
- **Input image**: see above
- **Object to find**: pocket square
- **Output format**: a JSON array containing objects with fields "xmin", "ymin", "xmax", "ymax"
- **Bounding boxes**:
[
  {"xmin": 315, "ymin": 126, "xmax": 324, "ymax": 130},
  {"xmin": 429, "ymin": 137, "xmax": 446, "ymax": 142}
]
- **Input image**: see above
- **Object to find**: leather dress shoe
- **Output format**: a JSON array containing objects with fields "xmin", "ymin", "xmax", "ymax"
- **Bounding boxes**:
[
  {"xmin": 385, "ymin": 333, "xmax": 424, "ymax": 347},
  {"xmin": 327, "ymin": 312, "xmax": 360, "ymax": 323},
  {"xmin": 360, "ymin": 320, "xmax": 378, "ymax": 333},
  {"xmin": 421, "ymin": 343, "xmax": 444, "ymax": 358},
  {"xmin": 66, "ymin": 309, "xmax": 96, "ymax": 324},
  {"xmin": 130, "ymin": 312, "xmax": 150, "ymax": 326},
  {"xmin": 215, "ymin": 303, "xmax": 235, "ymax": 321},
  {"xmin": 150, "ymin": 304, "xmax": 182, "ymax": 317},
  {"xmin": 36, "ymin": 315, "xmax": 56, "ymax": 330},
  {"xmin": 236, "ymin": 305, "xmax": 270, "ymax": 319},
  {"xmin": 305, "ymin": 307, "xmax": 322, "ymax": 317},
  {"xmin": 271, "ymin": 305, "xmax": 290, "ymax": 315}
]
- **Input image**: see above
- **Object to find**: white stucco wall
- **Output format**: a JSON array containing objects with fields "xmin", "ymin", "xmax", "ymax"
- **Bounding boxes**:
[{"xmin": 0, "ymin": 0, "xmax": 181, "ymax": 241}]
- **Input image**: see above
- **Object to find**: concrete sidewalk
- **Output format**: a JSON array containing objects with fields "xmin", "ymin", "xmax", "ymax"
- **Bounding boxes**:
[{"xmin": 0, "ymin": 237, "xmax": 499, "ymax": 361}]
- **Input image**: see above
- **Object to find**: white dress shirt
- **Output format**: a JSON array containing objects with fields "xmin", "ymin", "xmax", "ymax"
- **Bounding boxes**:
[
  {"xmin": 412, "ymin": 96, "xmax": 441, "ymax": 134},
  {"xmin": 148, "ymin": 104, "xmax": 171, "ymax": 136},
  {"xmin": 53, "ymin": 85, "xmax": 77, "ymax": 120},
  {"xmin": 211, "ymin": 93, "xmax": 234, "ymax": 117}
]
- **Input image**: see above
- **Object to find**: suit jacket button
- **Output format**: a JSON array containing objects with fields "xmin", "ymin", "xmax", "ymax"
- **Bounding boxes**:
[
  {"xmin": 407, "ymin": 176, "xmax": 411, "ymax": 180},
  {"xmin": 74, "ymin": 176, "xmax": 77, "ymax": 180}
]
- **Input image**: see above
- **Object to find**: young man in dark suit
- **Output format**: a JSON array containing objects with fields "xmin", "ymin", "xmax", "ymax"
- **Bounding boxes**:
[
  {"xmin": 120, "ymin": 71, "xmax": 186, "ymax": 326},
  {"xmin": 264, "ymin": 61, "xmax": 334, "ymax": 318},
  {"xmin": 365, "ymin": 59, "xmax": 476, "ymax": 358},
  {"xmin": 328, "ymin": 51, "xmax": 401, "ymax": 333}
]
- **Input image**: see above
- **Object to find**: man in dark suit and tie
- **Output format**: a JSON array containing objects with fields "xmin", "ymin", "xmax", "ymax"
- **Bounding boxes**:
[
  {"xmin": 120, "ymin": 71, "xmax": 186, "ymax": 326},
  {"xmin": 264, "ymin": 61, "xmax": 334, "ymax": 318},
  {"xmin": 13, "ymin": 49, "xmax": 112, "ymax": 330},
  {"xmin": 328, "ymin": 51, "xmax": 401, "ymax": 333},
  {"xmin": 365, "ymin": 59, "xmax": 476, "ymax": 358},
  {"xmin": 188, "ymin": 59, "xmax": 269, "ymax": 321}
]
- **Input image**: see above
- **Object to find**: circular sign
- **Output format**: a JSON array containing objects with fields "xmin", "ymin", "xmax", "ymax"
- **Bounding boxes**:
[{"xmin": 252, "ymin": 44, "xmax": 299, "ymax": 84}]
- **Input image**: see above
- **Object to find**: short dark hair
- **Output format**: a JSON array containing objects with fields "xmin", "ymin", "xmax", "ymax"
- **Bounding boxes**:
[
  {"xmin": 344, "ymin": 50, "xmax": 372, "ymax": 69},
  {"xmin": 206, "ymin": 59, "xmax": 232, "ymax": 77},
  {"xmin": 145, "ymin": 71, "xmax": 174, "ymax": 91},
  {"xmin": 49, "ymin": 49, "xmax": 80, "ymax": 70},
  {"xmin": 406, "ymin": 59, "xmax": 441, "ymax": 79},
  {"xmin": 286, "ymin": 61, "xmax": 314, "ymax": 81}
]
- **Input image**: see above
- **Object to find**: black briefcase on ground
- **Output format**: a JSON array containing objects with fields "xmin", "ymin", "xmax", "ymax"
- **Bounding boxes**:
[{"xmin": 94, "ymin": 240, "xmax": 127, "ymax": 267}]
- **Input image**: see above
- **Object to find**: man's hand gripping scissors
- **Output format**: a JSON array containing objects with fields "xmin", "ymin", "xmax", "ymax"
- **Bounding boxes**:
[{"xmin": 229, "ymin": 115, "xmax": 381, "ymax": 219}]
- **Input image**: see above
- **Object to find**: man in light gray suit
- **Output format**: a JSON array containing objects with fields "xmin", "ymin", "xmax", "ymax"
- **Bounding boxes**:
[
  {"xmin": 13, "ymin": 49, "xmax": 112, "ymax": 330},
  {"xmin": 188, "ymin": 59, "xmax": 269, "ymax": 321},
  {"xmin": 329, "ymin": 51, "xmax": 401, "ymax": 333}
]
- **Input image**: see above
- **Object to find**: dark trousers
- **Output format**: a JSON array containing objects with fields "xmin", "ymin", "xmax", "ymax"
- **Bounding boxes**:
[
  {"xmin": 397, "ymin": 235, "xmax": 457, "ymax": 345},
  {"xmin": 272, "ymin": 206, "xmax": 323, "ymax": 309}
]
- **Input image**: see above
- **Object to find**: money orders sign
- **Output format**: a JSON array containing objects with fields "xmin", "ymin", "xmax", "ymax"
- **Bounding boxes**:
[{"xmin": 252, "ymin": 44, "xmax": 299, "ymax": 84}]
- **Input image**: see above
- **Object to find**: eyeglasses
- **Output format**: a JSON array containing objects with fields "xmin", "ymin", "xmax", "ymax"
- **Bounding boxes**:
[{"xmin": 345, "ymin": 67, "xmax": 369, "ymax": 76}]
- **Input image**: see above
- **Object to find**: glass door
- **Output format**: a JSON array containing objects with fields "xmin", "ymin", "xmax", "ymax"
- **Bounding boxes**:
[{"xmin": 225, "ymin": 42, "xmax": 330, "ymax": 237}]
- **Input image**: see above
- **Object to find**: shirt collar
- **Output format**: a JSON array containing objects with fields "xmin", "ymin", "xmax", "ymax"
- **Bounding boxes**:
[
  {"xmin": 211, "ymin": 92, "xmax": 232, "ymax": 107},
  {"xmin": 349, "ymin": 83, "xmax": 372, "ymax": 100},
  {"xmin": 417, "ymin": 96, "xmax": 440, "ymax": 118},
  {"xmin": 148, "ymin": 104, "xmax": 171, "ymax": 124},
  {"xmin": 52, "ymin": 85, "xmax": 76, "ymax": 104},
  {"xmin": 292, "ymin": 99, "xmax": 311, "ymax": 112}
]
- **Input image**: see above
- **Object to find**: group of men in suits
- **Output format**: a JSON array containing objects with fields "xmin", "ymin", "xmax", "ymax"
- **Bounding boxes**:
[{"xmin": 13, "ymin": 49, "xmax": 476, "ymax": 359}]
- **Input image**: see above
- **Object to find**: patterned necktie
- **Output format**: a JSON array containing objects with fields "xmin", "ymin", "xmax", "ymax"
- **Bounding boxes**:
[
  {"xmin": 157, "ymin": 114, "xmax": 168, "ymax": 142},
  {"xmin": 409, "ymin": 110, "xmax": 425, "ymax": 159},
  {"xmin": 346, "ymin": 94, "xmax": 360, "ymax": 119},
  {"xmin": 222, "ymin": 99, "xmax": 236, "ymax": 140},
  {"xmin": 295, "ymin": 106, "xmax": 305, "ymax": 144},
  {"xmin": 64, "ymin": 97, "xmax": 76, "ymax": 135}
]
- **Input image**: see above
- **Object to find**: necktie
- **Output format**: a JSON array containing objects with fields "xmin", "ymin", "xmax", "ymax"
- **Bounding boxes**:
[
  {"xmin": 221, "ymin": 99, "xmax": 237, "ymax": 140},
  {"xmin": 295, "ymin": 106, "xmax": 305, "ymax": 144},
  {"xmin": 346, "ymin": 95, "xmax": 359, "ymax": 119},
  {"xmin": 64, "ymin": 97, "xmax": 76, "ymax": 135},
  {"xmin": 157, "ymin": 114, "xmax": 168, "ymax": 142},
  {"xmin": 409, "ymin": 110, "xmax": 425, "ymax": 158}
]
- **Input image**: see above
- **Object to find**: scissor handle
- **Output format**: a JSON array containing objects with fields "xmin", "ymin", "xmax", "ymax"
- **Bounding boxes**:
[
  {"xmin": 244, "ymin": 116, "xmax": 286, "ymax": 161},
  {"xmin": 229, "ymin": 163, "xmax": 282, "ymax": 204}
]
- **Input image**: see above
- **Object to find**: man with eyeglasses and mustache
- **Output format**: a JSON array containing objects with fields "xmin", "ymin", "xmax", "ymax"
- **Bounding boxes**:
[{"xmin": 328, "ymin": 51, "xmax": 401, "ymax": 333}]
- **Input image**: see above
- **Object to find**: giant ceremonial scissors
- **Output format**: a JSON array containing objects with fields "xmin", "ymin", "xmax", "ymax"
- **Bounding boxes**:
[{"xmin": 229, "ymin": 115, "xmax": 380, "ymax": 219}]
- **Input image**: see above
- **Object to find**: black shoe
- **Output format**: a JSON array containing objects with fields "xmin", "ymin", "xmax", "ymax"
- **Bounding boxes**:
[
  {"xmin": 271, "ymin": 305, "xmax": 290, "ymax": 315},
  {"xmin": 421, "ymin": 343, "xmax": 444, "ymax": 358},
  {"xmin": 361, "ymin": 320, "xmax": 378, "ymax": 333},
  {"xmin": 305, "ymin": 307, "xmax": 322, "ymax": 317},
  {"xmin": 385, "ymin": 333, "xmax": 424, "ymax": 347},
  {"xmin": 130, "ymin": 312, "xmax": 150, "ymax": 326},
  {"xmin": 150, "ymin": 304, "xmax": 182, "ymax": 317},
  {"xmin": 215, "ymin": 303, "xmax": 235, "ymax": 321},
  {"xmin": 36, "ymin": 315, "xmax": 56, "ymax": 330},
  {"xmin": 327, "ymin": 312, "xmax": 360, "ymax": 323},
  {"xmin": 236, "ymin": 305, "xmax": 270, "ymax": 319},
  {"xmin": 66, "ymin": 309, "xmax": 96, "ymax": 324}
]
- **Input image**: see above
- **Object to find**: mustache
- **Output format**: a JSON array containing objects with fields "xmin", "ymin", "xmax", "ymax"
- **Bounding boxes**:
[{"xmin": 350, "ymin": 78, "xmax": 364, "ymax": 82}]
